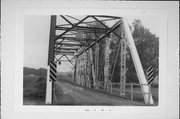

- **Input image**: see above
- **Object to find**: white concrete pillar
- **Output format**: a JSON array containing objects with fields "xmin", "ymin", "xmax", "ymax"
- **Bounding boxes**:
[
  {"xmin": 122, "ymin": 18, "xmax": 154, "ymax": 104},
  {"xmin": 45, "ymin": 65, "xmax": 52, "ymax": 104}
]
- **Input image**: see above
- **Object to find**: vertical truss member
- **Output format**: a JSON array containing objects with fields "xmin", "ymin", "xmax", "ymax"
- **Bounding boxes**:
[
  {"xmin": 86, "ymin": 50, "xmax": 90, "ymax": 87},
  {"xmin": 73, "ymin": 57, "xmax": 78, "ymax": 83},
  {"xmin": 76, "ymin": 56, "xmax": 80, "ymax": 85},
  {"xmin": 83, "ymin": 51, "xmax": 88, "ymax": 87},
  {"xmin": 82, "ymin": 52, "xmax": 86, "ymax": 86},
  {"xmin": 80, "ymin": 54, "xmax": 83, "ymax": 86},
  {"xmin": 104, "ymin": 37, "xmax": 110, "ymax": 89},
  {"xmin": 120, "ymin": 30, "xmax": 127, "ymax": 96},
  {"xmin": 90, "ymin": 48, "xmax": 96, "ymax": 88},
  {"xmin": 95, "ymin": 42, "xmax": 99, "ymax": 82}
]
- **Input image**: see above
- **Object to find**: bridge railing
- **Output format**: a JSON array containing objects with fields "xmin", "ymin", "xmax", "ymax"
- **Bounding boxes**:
[{"xmin": 77, "ymin": 79, "xmax": 152, "ymax": 104}]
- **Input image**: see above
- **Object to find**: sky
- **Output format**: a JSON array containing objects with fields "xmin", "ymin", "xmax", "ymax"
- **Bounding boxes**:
[{"xmin": 24, "ymin": 15, "xmax": 160, "ymax": 72}]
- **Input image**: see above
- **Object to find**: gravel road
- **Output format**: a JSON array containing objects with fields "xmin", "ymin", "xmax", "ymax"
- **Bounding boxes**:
[{"xmin": 54, "ymin": 80, "xmax": 143, "ymax": 106}]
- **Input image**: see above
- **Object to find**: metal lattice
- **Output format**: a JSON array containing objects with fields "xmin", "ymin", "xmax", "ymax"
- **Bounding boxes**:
[
  {"xmin": 120, "ymin": 31, "xmax": 127, "ymax": 96},
  {"xmin": 76, "ymin": 56, "xmax": 80, "ymax": 84},
  {"xmin": 104, "ymin": 38, "xmax": 110, "ymax": 88},
  {"xmin": 95, "ymin": 42, "xmax": 99, "ymax": 81},
  {"xmin": 85, "ymin": 51, "xmax": 90, "ymax": 87},
  {"xmin": 83, "ymin": 52, "xmax": 87, "ymax": 86},
  {"xmin": 46, "ymin": 15, "xmax": 154, "ymax": 105}
]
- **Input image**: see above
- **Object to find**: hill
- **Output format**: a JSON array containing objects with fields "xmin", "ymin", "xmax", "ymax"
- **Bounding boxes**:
[
  {"xmin": 23, "ymin": 67, "xmax": 47, "ymax": 105},
  {"xmin": 23, "ymin": 67, "xmax": 47, "ymax": 77}
]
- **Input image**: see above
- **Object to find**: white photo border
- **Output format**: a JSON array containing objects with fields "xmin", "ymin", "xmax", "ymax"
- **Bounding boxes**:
[{"xmin": 1, "ymin": 1, "xmax": 179, "ymax": 119}]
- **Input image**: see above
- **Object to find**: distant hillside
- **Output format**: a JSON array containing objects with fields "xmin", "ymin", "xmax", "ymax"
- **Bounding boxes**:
[{"xmin": 23, "ymin": 67, "xmax": 47, "ymax": 77}]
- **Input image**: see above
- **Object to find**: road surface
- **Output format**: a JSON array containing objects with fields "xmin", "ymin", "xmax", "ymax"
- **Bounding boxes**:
[{"xmin": 54, "ymin": 80, "xmax": 143, "ymax": 106}]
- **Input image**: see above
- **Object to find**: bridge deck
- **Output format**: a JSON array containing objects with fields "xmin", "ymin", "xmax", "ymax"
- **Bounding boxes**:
[{"xmin": 54, "ymin": 80, "xmax": 144, "ymax": 106}]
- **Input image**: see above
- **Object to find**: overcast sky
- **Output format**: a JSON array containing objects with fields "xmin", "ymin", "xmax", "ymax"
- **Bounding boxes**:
[{"xmin": 24, "ymin": 15, "xmax": 160, "ymax": 72}]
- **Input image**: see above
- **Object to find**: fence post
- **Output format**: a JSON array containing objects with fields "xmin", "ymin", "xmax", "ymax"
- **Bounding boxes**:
[{"xmin": 131, "ymin": 83, "xmax": 133, "ymax": 101}]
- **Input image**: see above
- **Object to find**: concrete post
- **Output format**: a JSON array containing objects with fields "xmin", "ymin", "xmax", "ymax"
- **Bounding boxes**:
[
  {"xmin": 45, "ymin": 66, "xmax": 52, "ymax": 104},
  {"xmin": 122, "ymin": 18, "xmax": 154, "ymax": 104}
]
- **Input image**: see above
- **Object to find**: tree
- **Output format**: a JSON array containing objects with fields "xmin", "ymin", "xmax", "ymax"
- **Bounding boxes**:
[
  {"xmin": 75, "ymin": 19, "xmax": 159, "ymax": 84},
  {"xmin": 126, "ymin": 19, "xmax": 159, "ymax": 83},
  {"xmin": 108, "ymin": 19, "xmax": 159, "ymax": 83}
]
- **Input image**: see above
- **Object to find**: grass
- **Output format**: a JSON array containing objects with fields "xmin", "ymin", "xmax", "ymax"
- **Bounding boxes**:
[
  {"xmin": 23, "ymin": 75, "xmax": 46, "ymax": 105},
  {"xmin": 23, "ymin": 73, "xmax": 72, "ymax": 105}
]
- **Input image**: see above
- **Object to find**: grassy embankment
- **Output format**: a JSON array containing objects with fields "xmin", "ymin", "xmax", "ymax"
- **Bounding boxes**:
[{"xmin": 23, "ymin": 75, "xmax": 46, "ymax": 105}]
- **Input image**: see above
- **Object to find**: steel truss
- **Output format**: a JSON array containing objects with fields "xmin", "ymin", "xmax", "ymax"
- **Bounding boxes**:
[
  {"xmin": 120, "ymin": 30, "xmax": 127, "ymax": 96},
  {"xmin": 104, "ymin": 37, "xmax": 110, "ymax": 89},
  {"xmin": 95, "ymin": 42, "xmax": 99, "ymax": 81},
  {"xmin": 46, "ymin": 15, "xmax": 154, "ymax": 105}
]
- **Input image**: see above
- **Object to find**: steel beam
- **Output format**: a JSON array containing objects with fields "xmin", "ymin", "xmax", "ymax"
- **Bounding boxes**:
[
  {"xmin": 55, "ymin": 53, "xmax": 74, "ymax": 56},
  {"xmin": 73, "ymin": 57, "xmax": 77, "ymax": 83},
  {"xmin": 90, "ymin": 15, "xmax": 121, "ymax": 19},
  {"xmin": 92, "ymin": 16, "xmax": 122, "ymax": 40},
  {"xmin": 75, "ymin": 57, "xmax": 80, "ymax": 84},
  {"xmin": 57, "ymin": 36, "xmax": 95, "ymax": 42},
  {"xmin": 55, "ymin": 49, "xmax": 77, "ymax": 52},
  {"xmin": 56, "ymin": 42, "xmax": 82, "ymax": 47},
  {"xmin": 57, "ymin": 54, "xmax": 65, "ymax": 60},
  {"xmin": 48, "ymin": 15, "xmax": 57, "ymax": 65},
  {"xmin": 122, "ymin": 18, "xmax": 154, "ymax": 104},
  {"xmin": 89, "ymin": 48, "xmax": 96, "ymax": 88},
  {"xmin": 56, "ymin": 47, "xmax": 78, "ymax": 51},
  {"xmin": 104, "ymin": 38, "xmax": 110, "ymax": 88},
  {"xmin": 46, "ymin": 15, "xmax": 57, "ymax": 105},
  {"xmin": 70, "ymin": 19, "xmax": 122, "ymax": 61},
  {"xmin": 56, "ymin": 26, "xmax": 108, "ymax": 33},
  {"xmin": 55, "ymin": 16, "xmax": 89, "ymax": 40},
  {"xmin": 59, "ymin": 60, "xmax": 75, "ymax": 62},
  {"xmin": 59, "ymin": 60, "xmax": 70, "ymax": 61},
  {"xmin": 55, "ymin": 51, "xmax": 75, "ymax": 53},
  {"xmin": 55, "ymin": 49, "xmax": 77, "ymax": 53},
  {"xmin": 64, "ymin": 55, "xmax": 75, "ymax": 66},
  {"xmin": 95, "ymin": 42, "xmax": 99, "ymax": 81},
  {"xmin": 120, "ymin": 31, "xmax": 127, "ymax": 96},
  {"xmin": 57, "ymin": 17, "xmax": 117, "ymax": 27},
  {"xmin": 60, "ymin": 15, "xmax": 74, "ymax": 26}
]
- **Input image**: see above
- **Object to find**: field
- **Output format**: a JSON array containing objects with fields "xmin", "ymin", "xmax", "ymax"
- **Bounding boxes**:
[{"xmin": 23, "ymin": 75, "xmax": 46, "ymax": 105}]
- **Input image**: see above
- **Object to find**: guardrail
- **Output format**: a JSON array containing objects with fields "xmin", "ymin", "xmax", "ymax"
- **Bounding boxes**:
[{"xmin": 75, "ymin": 79, "xmax": 152, "ymax": 104}]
